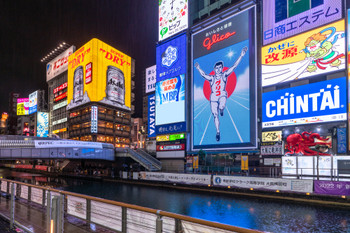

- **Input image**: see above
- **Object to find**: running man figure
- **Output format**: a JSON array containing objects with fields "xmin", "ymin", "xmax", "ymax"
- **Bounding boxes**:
[{"xmin": 195, "ymin": 46, "xmax": 247, "ymax": 142}]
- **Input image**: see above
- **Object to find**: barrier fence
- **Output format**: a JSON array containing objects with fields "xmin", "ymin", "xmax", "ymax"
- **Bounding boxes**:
[{"xmin": 0, "ymin": 178, "xmax": 262, "ymax": 233}]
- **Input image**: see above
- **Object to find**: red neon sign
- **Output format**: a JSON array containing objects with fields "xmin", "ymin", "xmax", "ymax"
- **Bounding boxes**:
[
  {"xmin": 53, "ymin": 82, "xmax": 68, "ymax": 94},
  {"xmin": 54, "ymin": 92, "xmax": 67, "ymax": 102},
  {"xmin": 203, "ymin": 31, "xmax": 236, "ymax": 50}
]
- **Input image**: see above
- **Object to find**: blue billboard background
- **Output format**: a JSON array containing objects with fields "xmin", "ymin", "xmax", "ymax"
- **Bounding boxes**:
[
  {"xmin": 262, "ymin": 77, "xmax": 347, "ymax": 126},
  {"xmin": 193, "ymin": 40, "xmax": 251, "ymax": 147},
  {"xmin": 156, "ymin": 33, "xmax": 187, "ymax": 82},
  {"xmin": 148, "ymin": 94, "xmax": 156, "ymax": 138}
]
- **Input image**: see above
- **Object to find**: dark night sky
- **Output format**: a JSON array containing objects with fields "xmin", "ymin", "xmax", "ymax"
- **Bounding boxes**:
[{"xmin": 0, "ymin": 0, "xmax": 158, "ymax": 116}]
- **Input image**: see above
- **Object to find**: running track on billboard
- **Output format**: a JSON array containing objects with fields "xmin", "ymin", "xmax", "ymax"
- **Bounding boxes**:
[{"xmin": 193, "ymin": 91, "xmax": 250, "ymax": 146}]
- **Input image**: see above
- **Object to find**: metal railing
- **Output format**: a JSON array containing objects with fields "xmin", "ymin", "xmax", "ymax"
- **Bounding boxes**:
[{"xmin": 0, "ymin": 178, "xmax": 262, "ymax": 233}]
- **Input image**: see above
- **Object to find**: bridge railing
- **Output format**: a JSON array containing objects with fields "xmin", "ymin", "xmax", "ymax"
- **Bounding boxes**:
[{"xmin": 0, "ymin": 178, "xmax": 262, "ymax": 233}]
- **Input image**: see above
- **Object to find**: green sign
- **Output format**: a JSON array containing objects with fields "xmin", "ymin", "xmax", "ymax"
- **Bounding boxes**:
[{"xmin": 169, "ymin": 133, "xmax": 185, "ymax": 141}]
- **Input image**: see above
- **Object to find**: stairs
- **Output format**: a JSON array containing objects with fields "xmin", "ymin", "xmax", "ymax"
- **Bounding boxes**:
[{"xmin": 123, "ymin": 148, "xmax": 161, "ymax": 171}]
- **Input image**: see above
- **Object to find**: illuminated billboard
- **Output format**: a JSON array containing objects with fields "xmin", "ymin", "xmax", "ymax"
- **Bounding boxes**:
[
  {"xmin": 262, "ymin": 77, "xmax": 347, "ymax": 128},
  {"xmin": 263, "ymin": 0, "xmax": 342, "ymax": 45},
  {"xmin": 17, "ymin": 98, "xmax": 29, "ymax": 116},
  {"xmin": 145, "ymin": 65, "xmax": 156, "ymax": 94},
  {"xmin": 159, "ymin": 0, "xmax": 188, "ymax": 41},
  {"xmin": 67, "ymin": 39, "xmax": 131, "ymax": 111},
  {"xmin": 156, "ymin": 33, "xmax": 186, "ymax": 134},
  {"xmin": 148, "ymin": 94, "xmax": 156, "ymax": 138},
  {"xmin": 29, "ymin": 91, "xmax": 38, "ymax": 114},
  {"xmin": 262, "ymin": 20, "xmax": 345, "ymax": 87},
  {"xmin": 37, "ymin": 112, "xmax": 49, "ymax": 137},
  {"xmin": 191, "ymin": 7, "xmax": 257, "ymax": 151},
  {"xmin": 46, "ymin": 46, "xmax": 75, "ymax": 82}
]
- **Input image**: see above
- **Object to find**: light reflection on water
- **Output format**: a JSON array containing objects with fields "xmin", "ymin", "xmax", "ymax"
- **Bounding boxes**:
[{"xmin": 1, "ymin": 168, "xmax": 350, "ymax": 233}]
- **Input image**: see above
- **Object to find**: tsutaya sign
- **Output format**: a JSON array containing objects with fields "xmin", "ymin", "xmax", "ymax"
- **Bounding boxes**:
[{"xmin": 262, "ymin": 77, "xmax": 347, "ymax": 128}]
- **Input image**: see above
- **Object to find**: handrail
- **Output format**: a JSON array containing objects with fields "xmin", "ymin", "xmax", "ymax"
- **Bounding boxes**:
[
  {"xmin": 136, "ymin": 148, "xmax": 161, "ymax": 168},
  {"xmin": 126, "ymin": 148, "xmax": 160, "ymax": 171},
  {"xmin": 1, "ymin": 178, "xmax": 263, "ymax": 233}
]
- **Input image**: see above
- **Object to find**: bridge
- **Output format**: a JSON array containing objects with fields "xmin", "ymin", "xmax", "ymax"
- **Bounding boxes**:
[{"xmin": 0, "ymin": 135, "xmax": 161, "ymax": 172}]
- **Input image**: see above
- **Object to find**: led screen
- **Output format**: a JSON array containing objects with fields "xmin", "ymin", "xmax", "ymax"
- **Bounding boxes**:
[{"xmin": 191, "ymin": 7, "xmax": 257, "ymax": 151}]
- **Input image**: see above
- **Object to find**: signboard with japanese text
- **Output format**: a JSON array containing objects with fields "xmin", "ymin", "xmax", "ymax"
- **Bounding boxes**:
[
  {"xmin": 156, "ymin": 34, "xmax": 187, "ymax": 134},
  {"xmin": 46, "ymin": 46, "xmax": 75, "ymax": 82},
  {"xmin": 156, "ymin": 75, "xmax": 185, "ymax": 126},
  {"xmin": 67, "ymin": 39, "xmax": 132, "ymax": 111},
  {"xmin": 262, "ymin": 77, "xmax": 347, "ymax": 128},
  {"xmin": 146, "ymin": 65, "xmax": 156, "ymax": 93},
  {"xmin": 17, "ymin": 98, "xmax": 29, "ymax": 115},
  {"xmin": 29, "ymin": 91, "xmax": 38, "ymax": 114},
  {"xmin": 262, "ymin": 20, "xmax": 345, "ymax": 87},
  {"xmin": 191, "ymin": 7, "xmax": 257, "ymax": 151},
  {"xmin": 263, "ymin": 0, "xmax": 342, "ymax": 45},
  {"xmin": 260, "ymin": 141, "xmax": 284, "ymax": 155},
  {"xmin": 91, "ymin": 106, "xmax": 98, "ymax": 133},
  {"xmin": 262, "ymin": 131, "xmax": 282, "ymax": 142},
  {"xmin": 159, "ymin": 0, "xmax": 188, "ymax": 41},
  {"xmin": 36, "ymin": 112, "xmax": 49, "ymax": 137},
  {"xmin": 148, "ymin": 94, "xmax": 156, "ymax": 137},
  {"xmin": 156, "ymin": 33, "xmax": 187, "ymax": 82}
]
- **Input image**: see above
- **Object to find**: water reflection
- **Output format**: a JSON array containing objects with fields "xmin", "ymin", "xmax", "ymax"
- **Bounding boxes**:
[{"xmin": 1, "ymin": 168, "xmax": 350, "ymax": 232}]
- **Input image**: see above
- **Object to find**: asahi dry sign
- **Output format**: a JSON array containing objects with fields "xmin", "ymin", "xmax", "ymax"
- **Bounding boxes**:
[{"xmin": 67, "ymin": 39, "xmax": 131, "ymax": 111}]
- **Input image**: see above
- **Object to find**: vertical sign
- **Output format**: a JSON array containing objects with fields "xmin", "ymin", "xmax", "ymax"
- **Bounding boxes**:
[
  {"xmin": 91, "ymin": 106, "xmax": 98, "ymax": 133},
  {"xmin": 241, "ymin": 155, "xmax": 249, "ymax": 170},
  {"xmin": 146, "ymin": 65, "xmax": 156, "ymax": 93},
  {"xmin": 337, "ymin": 128, "xmax": 346, "ymax": 154},
  {"xmin": 148, "ymin": 94, "xmax": 156, "ymax": 137},
  {"xmin": 36, "ymin": 112, "xmax": 49, "ymax": 137},
  {"xmin": 159, "ymin": 0, "xmax": 189, "ymax": 41},
  {"xmin": 29, "ymin": 91, "xmax": 38, "ymax": 114},
  {"xmin": 191, "ymin": 7, "xmax": 257, "ymax": 151},
  {"xmin": 156, "ymin": 33, "xmax": 187, "ymax": 134}
]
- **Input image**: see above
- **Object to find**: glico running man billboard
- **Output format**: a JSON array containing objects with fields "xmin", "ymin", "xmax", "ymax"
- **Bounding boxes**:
[
  {"xmin": 191, "ymin": 7, "xmax": 257, "ymax": 151},
  {"xmin": 156, "ymin": 33, "xmax": 186, "ymax": 135},
  {"xmin": 67, "ymin": 39, "xmax": 131, "ymax": 111},
  {"xmin": 262, "ymin": 20, "xmax": 345, "ymax": 87},
  {"xmin": 262, "ymin": 77, "xmax": 347, "ymax": 128},
  {"xmin": 263, "ymin": 0, "xmax": 342, "ymax": 45}
]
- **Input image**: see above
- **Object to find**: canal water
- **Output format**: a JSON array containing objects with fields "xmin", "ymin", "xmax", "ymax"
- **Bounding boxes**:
[{"xmin": 1, "ymin": 168, "xmax": 350, "ymax": 233}]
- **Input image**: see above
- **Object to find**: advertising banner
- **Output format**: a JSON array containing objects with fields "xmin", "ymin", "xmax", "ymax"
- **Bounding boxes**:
[
  {"xmin": 314, "ymin": 180, "xmax": 350, "ymax": 196},
  {"xmin": 337, "ymin": 127, "xmax": 347, "ymax": 154},
  {"xmin": 29, "ymin": 91, "xmax": 38, "ymax": 114},
  {"xmin": 260, "ymin": 141, "xmax": 284, "ymax": 155},
  {"xmin": 156, "ymin": 75, "xmax": 185, "ymax": 125},
  {"xmin": 36, "ymin": 112, "xmax": 49, "ymax": 137},
  {"xmin": 213, "ymin": 175, "xmax": 313, "ymax": 193},
  {"xmin": 91, "ymin": 106, "xmax": 98, "ymax": 133},
  {"xmin": 46, "ymin": 46, "xmax": 75, "ymax": 82},
  {"xmin": 148, "ymin": 94, "xmax": 156, "ymax": 137},
  {"xmin": 263, "ymin": 77, "xmax": 347, "ymax": 128},
  {"xmin": 34, "ymin": 140, "xmax": 103, "ymax": 149},
  {"xmin": 156, "ymin": 122, "xmax": 186, "ymax": 135},
  {"xmin": 17, "ymin": 98, "xmax": 29, "ymax": 115},
  {"xmin": 53, "ymin": 100, "xmax": 67, "ymax": 110},
  {"xmin": 192, "ymin": 7, "xmax": 257, "ymax": 151},
  {"xmin": 20, "ymin": 185, "xmax": 28, "ymax": 200},
  {"xmin": 139, "ymin": 172, "xmax": 211, "ymax": 185},
  {"xmin": 263, "ymin": 0, "xmax": 342, "ymax": 45},
  {"xmin": 262, "ymin": 131, "xmax": 282, "ymax": 142},
  {"xmin": 67, "ymin": 39, "xmax": 131, "ymax": 111},
  {"xmin": 157, "ymin": 33, "xmax": 186, "ymax": 83},
  {"xmin": 145, "ymin": 65, "xmax": 156, "ymax": 94},
  {"xmin": 156, "ymin": 143, "xmax": 185, "ymax": 151},
  {"xmin": 159, "ymin": 0, "xmax": 188, "ymax": 41},
  {"xmin": 156, "ymin": 34, "xmax": 187, "ymax": 134},
  {"xmin": 262, "ymin": 20, "xmax": 345, "ymax": 87}
]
